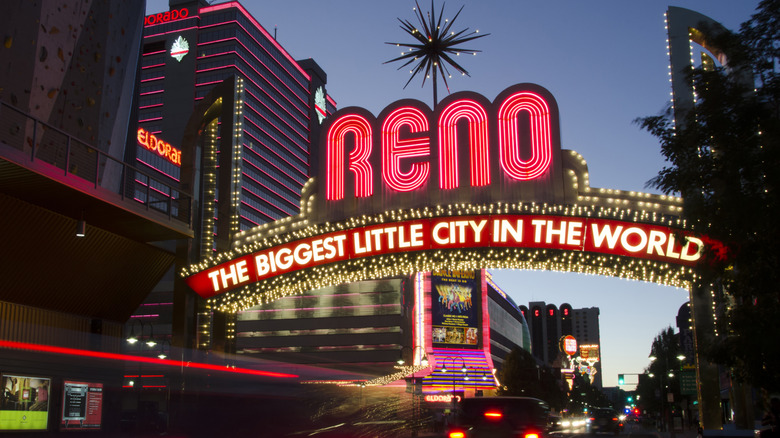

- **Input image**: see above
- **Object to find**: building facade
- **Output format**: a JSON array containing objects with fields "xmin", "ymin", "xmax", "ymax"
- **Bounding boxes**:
[
  {"xmin": 129, "ymin": 0, "xmax": 335, "ymax": 355},
  {"xmin": 235, "ymin": 270, "xmax": 531, "ymax": 389},
  {"xmin": 520, "ymin": 301, "xmax": 602, "ymax": 387}
]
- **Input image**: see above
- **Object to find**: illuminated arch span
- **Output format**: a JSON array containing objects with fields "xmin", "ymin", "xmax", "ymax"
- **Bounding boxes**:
[
  {"xmin": 382, "ymin": 106, "xmax": 430, "ymax": 192},
  {"xmin": 497, "ymin": 91, "xmax": 553, "ymax": 181},
  {"xmin": 438, "ymin": 99, "xmax": 490, "ymax": 190},
  {"xmin": 326, "ymin": 114, "xmax": 373, "ymax": 200}
]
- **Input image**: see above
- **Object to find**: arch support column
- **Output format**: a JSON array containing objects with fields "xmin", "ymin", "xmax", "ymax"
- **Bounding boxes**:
[{"xmin": 690, "ymin": 282, "xmax": 722, "ymax": 430}]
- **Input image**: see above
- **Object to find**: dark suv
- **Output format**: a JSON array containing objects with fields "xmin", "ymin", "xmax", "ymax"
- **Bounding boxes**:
[
  {"xmin": 447, "ymin": 396, "xmax": 550, "ymax": 438},
  {"xmin": 587, "ymin": 408, "xmax": 623, "ymax": 435}
]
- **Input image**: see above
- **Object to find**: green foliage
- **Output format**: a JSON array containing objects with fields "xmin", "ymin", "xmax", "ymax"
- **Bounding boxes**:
[
  {"xmin": 635, "ymin": 0, "xmax": 780, "ymax": 393},
  {"xmin": 635, "ymin": 327, "xmax": 685, "ymax": 416}
]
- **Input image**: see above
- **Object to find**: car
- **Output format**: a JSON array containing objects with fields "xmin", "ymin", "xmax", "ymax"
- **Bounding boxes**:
[
  {"xmin": 587, "ymin": 408, "xmax": 623, "ymax": 435},
  {"xmin": 548, "ymin": 415, "xmax": 563, "ymax": 432},
  {"xmin": 446, "ymin": 396, "xmax": 550, "ymax": 438}
]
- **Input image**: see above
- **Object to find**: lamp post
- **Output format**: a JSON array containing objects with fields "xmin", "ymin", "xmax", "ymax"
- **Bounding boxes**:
[
  {"xmin": 649, "ymin": 352, "xmax": 686, "ymax": 435},
  {"xmin": 397, "ymin": 345, "xmax": 430, "ymax": 368},
  {"xmin": 440, "ymin": 356, "xmax": 467, "ymax": 396},
  {"xmin": 126, "ymin": 319, "xmax": 157, "ymax": 353}
]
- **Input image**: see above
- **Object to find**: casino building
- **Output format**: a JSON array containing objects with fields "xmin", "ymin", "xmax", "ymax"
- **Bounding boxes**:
[
  {"xmin": 521, "ymin": 302, "xmax": 603, "ymax": 387},
  {"xmin": 129, "ymin": 0, "xmax": 335, "ymax": 354},
  {"xmin": 131, "ymin": 0, "xmax": 531, "ymax": 392},
  {"xmin": 236, "ymin": 269, "xmax": 531, "ymax": 390}
]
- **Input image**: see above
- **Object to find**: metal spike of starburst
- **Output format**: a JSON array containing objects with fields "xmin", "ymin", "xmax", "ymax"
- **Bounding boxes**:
[{"xmin": 385, "ymin": 0, "xmax": 489, "ymax": 105}]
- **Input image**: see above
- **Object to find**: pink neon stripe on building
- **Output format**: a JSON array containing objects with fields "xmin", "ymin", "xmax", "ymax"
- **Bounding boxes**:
[
  {"xmin": 243, "ymin": 158, "xmax": 301, "ymax": 201},
  {"xmin": 242, "ymin": 145, "xmax": 306, "ymax": 188},
  {"xmin": 134, "ymin": 159, "xmax": 181, "ymax": 182},
  {"xmin": 144, "ymin": 25, "xmax": 200, "ymax": 39},
  {"xmin": 195, "ymin": 52, "xmax": 309, "ymax": 120},
  {"xmin": 242, "ymin": 130, "xmax": 308, "ymax": 181},
  {"xmin": 241, "ymin": 180, "xmax": 299, "ymax": 211},
  {"xmin": 197, "ymin": 35, "xmax": 309, "ymax": 107},
  {"xmin": 244, "ymin": 89, "xmax": 309, "ymax": 142},
  {"xmin": 243, "ymin": 102, "xmax": 308, "ymax": 159},
  {"xmin": 239, "ymin": 200, "xmax": 283, "ymax": 222},
  {"xmin": 199, "ymin": 2, "xmax": 310, "ymax": 81}
]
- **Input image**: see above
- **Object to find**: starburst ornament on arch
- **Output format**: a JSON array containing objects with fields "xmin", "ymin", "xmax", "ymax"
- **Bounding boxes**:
[{"xmin": 384, "ymin": 0, "xmax": 489, "ymax": 105}]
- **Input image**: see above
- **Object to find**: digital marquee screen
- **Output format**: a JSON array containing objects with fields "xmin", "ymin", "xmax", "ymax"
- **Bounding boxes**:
[
  {"xmin": 60, "ymin": 381, "xmax": 103, "ymax": 431},
  {"xmin": 0, "ymin": 374, "xmax": 50, "ymax": 431},
  {"xmin": 431, "ymin": 269, "xmax": 481, "ymax": 348}
]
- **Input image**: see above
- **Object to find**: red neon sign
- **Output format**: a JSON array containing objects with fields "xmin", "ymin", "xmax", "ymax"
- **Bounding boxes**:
[
  {"xmin": 323, "ymin": 84, "xmax": 557, "ymax": 204},
  {"xmin": 382, "ymin": 106, "xmax": 430, "ymax": 192},
  {"xmin": 497, "ymin": 91, "xmax": 552, "ymax": 180},
  {"xmin": 185, "ymin": 215, "xmax": 707, "ymax": 299},
  {"xmin": 424, "ymin": 394, "xmax": 462, "ymax": 403},
  {"xmin": 562, "ymin": 335, "xmax": 577, "ymax": 355},
  {"xmin": 144, "ymin": 8, "xmax": 190, "ymax": 26},
  {"xmin": 137, "ymin": 128, "xmax": 182, "ymax": 167},
  {"xmin": 325, "ymin": 114, "xmax": 372, "ymax": 200},
  {"xmin": 439, "ymin": 99, "xmax": 490, "ymax": 189}
]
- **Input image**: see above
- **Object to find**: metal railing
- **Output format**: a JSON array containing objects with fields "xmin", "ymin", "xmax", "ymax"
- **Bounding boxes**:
[{"xmin": 0, "ymin": 101, "xmax": 192, "ymax": 227}]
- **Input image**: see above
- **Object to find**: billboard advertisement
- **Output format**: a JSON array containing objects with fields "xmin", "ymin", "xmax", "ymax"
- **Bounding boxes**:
[
  {"xmin": 0, "ymin": 374, "xmax": 50, "ymax": 431},
  {"xmin": 60, "ymin": 381, "xmax": 104, "ymax": 431},
  {"xmin": 579, "ymin": 344, "xmax": 600, "ymax": 363},
  {"xmin": 431, "ymin": 269, "xmax": 481, "ymax": 348}
]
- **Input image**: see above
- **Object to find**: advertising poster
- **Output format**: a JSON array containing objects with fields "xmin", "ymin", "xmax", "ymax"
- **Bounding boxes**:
[
  {"xmin": 0, "ymin": 374, "xmax": 50, "ymax": 431},
  {"xmin": 431, "ymin": 269, "xmax": 481, "ymax": 348},
  {"xmin": 60, "ymin": 381, "xmax": 103, "ymax": 430},
  {"xmin": 579, "ymin": 344, "xmax": 600, "ymax": 363}
]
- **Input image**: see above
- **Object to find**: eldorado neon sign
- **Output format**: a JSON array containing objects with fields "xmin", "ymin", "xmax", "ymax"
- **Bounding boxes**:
[
  {"xmin": 137, "ymin": 128, "xmax": 182, "ymax": 167},
  {"xmin": 144, "ymin": 8, "xmax": 190, "ymax": 27}
]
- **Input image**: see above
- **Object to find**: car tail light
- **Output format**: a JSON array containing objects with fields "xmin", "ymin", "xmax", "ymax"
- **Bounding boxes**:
[
  {"xmin": 484, "ymin": 410, "xmax": 503, "ymax": 419},
  {"xmin": 524, "ymin": 432, "xmax": 540, "ymax": 438},
  {"xmin": 448, "ymin": 430, "xmax": 466, "ymax": 438},
  {"xmin": 612, "ymin": 417, "xmax": 618, "ymax": 421}
]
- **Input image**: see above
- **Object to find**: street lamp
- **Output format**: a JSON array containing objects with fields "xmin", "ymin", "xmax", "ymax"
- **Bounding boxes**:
[
  {"xmin": 441, "ymin": 356, "xmax": 467, "ymax": 394},
  {"xmin": 157, "ymin": 339, "xmax": 171, "ymax": 360},
  {"xmin": 126, "ymin": 320, "xmax": 157, "ymax": 353},
  {"xmin": 649, "ymin": 350, "xmax": 686, "ymax": 434},
  {"xmin": 397, "ymin": 345, "xmax": 429, "ymax": 367}
]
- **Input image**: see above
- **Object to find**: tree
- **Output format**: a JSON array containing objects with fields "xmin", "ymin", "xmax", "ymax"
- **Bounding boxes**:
[
  {"xmin": 635, "ymin": 0, "xmax": 780, "ymax": 393},
  {"xmin": 635, "ymin": 327, "xmax": 685, "ymax": 427}
]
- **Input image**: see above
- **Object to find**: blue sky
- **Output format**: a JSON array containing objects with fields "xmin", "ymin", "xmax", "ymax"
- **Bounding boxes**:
[{"xmin": 147, "ymin": 0, "xmax": 761, "ymax": 388}]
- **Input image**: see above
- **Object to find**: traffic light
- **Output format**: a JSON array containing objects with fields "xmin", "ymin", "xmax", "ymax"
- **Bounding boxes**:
[{"xmin": 618, "ymin": 374, "xmax": 625, "ymax": 385}]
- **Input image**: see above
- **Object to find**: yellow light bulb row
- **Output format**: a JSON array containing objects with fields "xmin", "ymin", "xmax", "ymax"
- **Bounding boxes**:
[
  {"xmin": 182, "ymin": 197, "xmax": 688, "ymax": 279},
  {"xmin": 205, "ymin": 248, "xmax": 695, "ymax": 313}
]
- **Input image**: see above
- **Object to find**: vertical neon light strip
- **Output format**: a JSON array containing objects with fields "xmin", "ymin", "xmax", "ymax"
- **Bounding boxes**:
[
  {"xmin": 480, "ymin": 269, "xmax": 497, "ymax": 386},
  {"xmin": 325, "ymin": 115, "xmax": 373, "ymax": 200},
  {"xmin": 382, "ymin": 107, "xmax": 430, "ymax": 192},
  {"xmin": 438, "ymin": 100, "xmax": 490, "ymax": 189},
  {"xmin": 232, "ymin": 78, "xmax": 245, "ymax": 234},
  {"xmin": 414, "ymin": 272, "xmax": 427, "ymax": 365},
  {"xmin": 497, "ymin": 92, "xmax": 553, "ymax": 180}
]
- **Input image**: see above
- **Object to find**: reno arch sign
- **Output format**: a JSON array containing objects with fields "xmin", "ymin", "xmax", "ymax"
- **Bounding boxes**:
[
  {"xmin": 315, "ymin": 83, "xmax": 566, "ymax": 222},
  {"xmin": 183, "ymin": 83, "xmax": 715, "ymax": 311}
]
